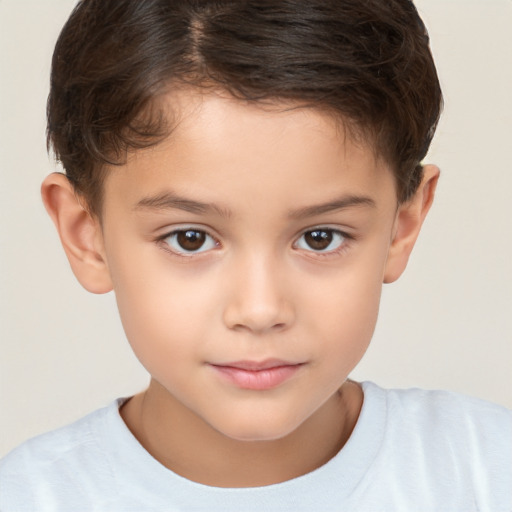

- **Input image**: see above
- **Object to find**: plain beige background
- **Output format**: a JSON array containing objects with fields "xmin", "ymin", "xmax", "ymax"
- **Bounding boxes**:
[{"xmin": 1, "ymin": 0, "xmax": 511, "ymax": 457}]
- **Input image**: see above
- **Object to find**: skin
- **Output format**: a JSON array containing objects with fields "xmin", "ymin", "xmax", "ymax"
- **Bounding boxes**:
[{"xmin": 42, "ymin": 89, "xmax": 438, "ymax": 488}]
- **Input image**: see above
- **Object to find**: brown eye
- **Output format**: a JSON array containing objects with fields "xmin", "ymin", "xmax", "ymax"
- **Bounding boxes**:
[
  {"xmin": 164, "ymin": 229, "xmax": 217, "ymax": 254},
  {"xmin": 295, "ymin": 229, "xmax": 345, "ymax": 253},
  {"xmin": 177, "ymin": 230, "xmax": 206, "ymax": 251},
  {"xmin": 304, "ymin": 230, "xmax": 333, "ymax": 250}
]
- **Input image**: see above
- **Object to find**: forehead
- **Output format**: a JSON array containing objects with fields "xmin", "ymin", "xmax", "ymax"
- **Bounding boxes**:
[
  {"xmin": 164, "ymin": 88, "xmax": 370, "ymax": 158},
  {"xmin": 102, "ymin": 89, "xmax": 395, "ymax": 214}
]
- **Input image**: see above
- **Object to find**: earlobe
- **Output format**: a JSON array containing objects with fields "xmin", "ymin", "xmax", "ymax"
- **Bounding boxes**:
[
  {"xmin": 41, "ymin": 173, "xmax": 113, "ymax": 294},
  {"xmin": 383, "ymin": 164, "xmax": 440, "ymax": 284}
]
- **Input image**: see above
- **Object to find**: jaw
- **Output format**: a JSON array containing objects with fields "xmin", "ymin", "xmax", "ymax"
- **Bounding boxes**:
[{"xmin": 120, "ymin": 377, "xmax": 363, "ymax": 487}]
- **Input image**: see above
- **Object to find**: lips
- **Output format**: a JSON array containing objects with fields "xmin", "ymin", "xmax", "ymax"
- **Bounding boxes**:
[{"xmin": 209, "ymin": 359, "xmax": 304, "ymax": 390}]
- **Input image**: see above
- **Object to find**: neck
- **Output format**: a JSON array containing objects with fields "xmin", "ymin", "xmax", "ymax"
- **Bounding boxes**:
[{"xmin": 120, "ymin": 379, "xmax": 363, "ymax": 488}]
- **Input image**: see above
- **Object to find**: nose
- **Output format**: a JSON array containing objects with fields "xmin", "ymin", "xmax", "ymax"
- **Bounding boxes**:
[{"xmin": 222, "ymin": 253, "xmax": 295, "ymax": 334}]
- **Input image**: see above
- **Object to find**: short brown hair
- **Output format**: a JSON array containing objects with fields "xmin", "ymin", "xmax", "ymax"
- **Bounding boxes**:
[{"xmin": 47, "ymin": 0, "xmax": 443, "ymax": 216}]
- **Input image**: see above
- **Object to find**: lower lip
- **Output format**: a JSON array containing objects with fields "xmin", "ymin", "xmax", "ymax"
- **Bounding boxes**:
[{"xmin": 210, "ymin": 364, "xmax": 303, "ymax": 390}]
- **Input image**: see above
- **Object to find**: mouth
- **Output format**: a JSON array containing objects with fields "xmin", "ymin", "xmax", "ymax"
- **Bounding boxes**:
[{"xmin": 209, "ymin": 359, "xmax": 305, "ymax": 390}]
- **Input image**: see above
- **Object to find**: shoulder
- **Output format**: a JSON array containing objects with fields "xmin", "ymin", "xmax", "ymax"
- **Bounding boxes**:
[
  {"xmin": 0, "ymin": 400, "xmax": 123, "ymax": 511},
  {"xmin": 364, "ymin": 381, "xmax": 512, "ymax": 448},
  {"xmin": 376, "ymin": 382, "xmax": 512, "ymax": 434},
  {"xmin": 360, "ymin": 382, "xmax": 512, "ymax": 510}
]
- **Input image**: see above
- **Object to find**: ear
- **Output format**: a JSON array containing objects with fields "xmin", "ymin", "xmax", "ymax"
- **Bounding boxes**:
[
  {"xmin": 41, "ymin": 173, "xmax": 113, "ymax": 294},
  {"xmin": 383, "ymin": 164, "xmax": 440, "ymax": 283}
]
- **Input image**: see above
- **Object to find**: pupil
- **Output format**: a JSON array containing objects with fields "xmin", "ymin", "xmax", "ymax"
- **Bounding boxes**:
[
  {"xmin": 306, "ymin": 230, "xmax": 332, "ymax": 250},
  {"xmin": 177, "ymin": 230, "xmax": 205, "ymax": 251}
]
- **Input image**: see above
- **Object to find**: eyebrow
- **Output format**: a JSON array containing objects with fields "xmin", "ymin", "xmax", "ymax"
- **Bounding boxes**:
[
  {"xmin": 134, "ymin": 191, "xmax": 375, "ymax": 219},
  {"xmin": 134, "ymin": 192, "xmax": 232, "ymax": 217},
  {"xmin": 288, "ymin": 195, "xmax": 376, "ymax": 219}
]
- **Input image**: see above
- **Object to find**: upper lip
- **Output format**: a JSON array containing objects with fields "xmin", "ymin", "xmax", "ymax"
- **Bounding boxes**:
[{"xmin": 211, "ymin": 359, "xmax": 302, "ymax": 371}]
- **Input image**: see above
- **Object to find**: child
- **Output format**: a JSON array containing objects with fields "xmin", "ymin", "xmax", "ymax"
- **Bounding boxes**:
[{"xmin": 1, "ymin": 0, "xmax": 510, "ymax": 510}]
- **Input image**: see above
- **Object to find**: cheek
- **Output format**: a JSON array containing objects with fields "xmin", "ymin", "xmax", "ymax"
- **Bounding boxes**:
[
  {"xmin": 320, "ymin": 282, "xmax": 381, "ymax": 356},
  {"xmin": 298, "ymin": 250, "xmax": 386, "ymax": 361},
  {"xmin": 108, "ymin": 249, "xmax": 218, "ymax": 366}
]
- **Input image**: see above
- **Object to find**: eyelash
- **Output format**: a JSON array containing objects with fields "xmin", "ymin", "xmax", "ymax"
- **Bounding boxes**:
[
  {"xmin": 156, "ymin": 228, "xmax": 220, "ymax": 258},
  {"xmin": 156, "ymin": 226, "xmax": 354, "ymax": 259},
  {"xmin": 294, "ymin": 226, "xmax": 355, "ymax": 258}
]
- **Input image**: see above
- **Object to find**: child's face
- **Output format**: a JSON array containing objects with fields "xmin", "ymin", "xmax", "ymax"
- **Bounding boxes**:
[{"xmin": 92, "ymin": 90, "xmax": 406, "ymax": 441}]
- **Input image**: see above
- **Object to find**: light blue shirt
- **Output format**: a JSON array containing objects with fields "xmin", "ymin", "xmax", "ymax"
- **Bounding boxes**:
[{"xmin": 1, "ymin": 382, "xmax": 511, "ymax": 511}]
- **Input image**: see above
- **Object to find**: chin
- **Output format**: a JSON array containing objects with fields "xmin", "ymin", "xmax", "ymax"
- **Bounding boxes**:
[{"xmin": 214, "ymin": 415, "xmax": 302, "ymax": 443}]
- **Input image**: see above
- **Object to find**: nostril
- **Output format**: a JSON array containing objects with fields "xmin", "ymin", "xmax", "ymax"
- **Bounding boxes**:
[
  {"xmin": 221, "ymin": 275, "xmax": 295, "ymax": 333},
  {"xmin": 226, "ymin": 315, "xmax": 292, "ymax": 334}
]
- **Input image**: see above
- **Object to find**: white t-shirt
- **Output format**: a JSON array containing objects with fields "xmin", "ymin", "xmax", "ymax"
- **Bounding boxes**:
[{"xmin": 1, "ymin": 382, "xmax": 511, "ymax": 512}]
